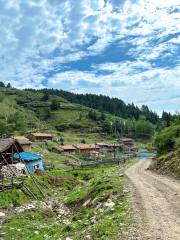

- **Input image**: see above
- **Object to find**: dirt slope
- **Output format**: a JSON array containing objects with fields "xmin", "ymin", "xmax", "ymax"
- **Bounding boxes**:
[{"xmin": 125, "ymin": 159, "xmax": 180, "ymax": 240}]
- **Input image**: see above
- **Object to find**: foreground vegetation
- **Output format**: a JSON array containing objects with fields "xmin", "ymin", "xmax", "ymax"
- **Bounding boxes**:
[
  {"xmin": 151, "ymin": 116, "xmax": 180, "ymax": 178},
  {"xmin": 0, "ymin": 158, "xmax": 136, "ymax": 240}
]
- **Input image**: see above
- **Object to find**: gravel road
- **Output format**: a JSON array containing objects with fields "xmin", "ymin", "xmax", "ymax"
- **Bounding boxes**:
[{"xmin": 125, "ymin": 159, "xmax": 180, "ymax": 240}]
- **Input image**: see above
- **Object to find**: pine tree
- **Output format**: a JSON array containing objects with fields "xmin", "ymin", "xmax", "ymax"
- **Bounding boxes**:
[
  {"xmin": 50, "ymin": 99, "xmax": 60, "ymax": 111},
  {"xmin": 6, "ymin": 83, "xmax": 12, "ymax": 88},
  {"xmin": 0, "ymin": 81, "xmax": 5, "ymax": 87}
]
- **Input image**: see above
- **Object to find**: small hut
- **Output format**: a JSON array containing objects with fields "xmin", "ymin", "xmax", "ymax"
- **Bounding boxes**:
[
  {"xmin": 0, "ymin": 138, "xmax": 23, "ymax": 165},
  {"xmin": 0, "ymin": 138, "xmax": 24, "ymax": 191},
  {"xmin": 120, "ymin": 138, "xmax": 134, "ymax": 146},
  {"xmin": 28, "ymin": 133, "xmax": 53, "ymax": 142},
  {"xmin": 15, "ymin": 136, "xmax": 32, "ymax": 152},
  {"xmin": 62, "ymin": 145, "xmax": 77, "ymax": 154},
  {"xmin": 74, "ymin": 144, "xmax": 100, "ymax": 154},
  {"xmin": 97, "ymin": 143, "xmax": 110, "ymax": 153},
  {"xmin": 14, "ymin": 152, "xmax": 44, "ymax": 173}
]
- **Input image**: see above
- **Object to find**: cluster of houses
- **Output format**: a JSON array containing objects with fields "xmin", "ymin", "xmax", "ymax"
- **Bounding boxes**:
[
  {"xmin": 0, "ymin": 131, "xmax": 136, "ymax": 179},
  {"xmin": 54, "ymin": 138, "xmax": 136, "ymax": 156},
  {"xmin": 60, "ymin": 143, "xmax": 122, "ymax": 155}
]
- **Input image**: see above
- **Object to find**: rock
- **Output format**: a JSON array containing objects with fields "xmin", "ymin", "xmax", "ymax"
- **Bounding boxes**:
[
  {"xmin": 63, "ymin": 219, "xmax": 71, "ymax": 226},
  {"xmin": 90, "ymin": 216, "xmax": 96, "ymax": 224},
  {"xmin": 0, "ymin": 212, "xmax": 5, "ymax": 218},
  {"xmin": 15, "ymin": 204, "xmax": 36, "ymax": 214},
  {"xmin": 83, "ymin": 199, "xmax": 91, "ymax": 207},
  {"xmin": 85, "ymin": 235, "xmax": 91, "ymax": 239},
  {"xmin": 104, "ymin": 199, "xmax": 115, "ymax": 209},
  {"xmin": 99, "ymin": 208, "xmax": 104, "ymax": 213},
  {"xmin": 123, "ymin": 189, "xmax": 129, "ymax": 194},
  {"xmin": 66, "ymin": 237, "xmax": 73, "ymax": 240}
]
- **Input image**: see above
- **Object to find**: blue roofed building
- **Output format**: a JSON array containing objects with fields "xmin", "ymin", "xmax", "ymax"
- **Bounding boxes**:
[{"xmin": 14, "ymin": 152, "xmax": 44, "ymax": 174}]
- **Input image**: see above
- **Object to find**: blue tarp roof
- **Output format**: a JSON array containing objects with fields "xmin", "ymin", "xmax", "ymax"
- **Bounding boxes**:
[{"xmin": 14, "ymin": 152, "xmax": 43, "ymax": 162}]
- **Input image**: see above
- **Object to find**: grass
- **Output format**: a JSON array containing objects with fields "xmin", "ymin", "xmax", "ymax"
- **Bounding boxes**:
[
  {"xmin": 0, "ymin": 159, "xmax": 136, "ymax": 240},
  {"xmin": 61, "ymin": 130, "xmax": 115, "ymax": 145},
  {"xmin": 0, "ymin": 169, "xmax": 76, "ymax": 209}
]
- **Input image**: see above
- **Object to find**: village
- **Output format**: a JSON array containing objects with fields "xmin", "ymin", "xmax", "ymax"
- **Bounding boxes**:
[
  {"xmin": 0, "ymin": 131, "xmax": 140, "ymax": 192},
  {"xmin": 0, "ymin": 131, "xmax": 156, "ymax": 240}
]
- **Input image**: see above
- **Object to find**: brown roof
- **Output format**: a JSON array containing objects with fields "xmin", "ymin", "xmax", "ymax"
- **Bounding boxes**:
[
  {"xmin": 97, "ymin": 143, "xmax": 109, "ymax": 147},
  {"xmin": 107, "ymin": 144, "xmax": 121, "ymax": 148},
  {"xmin": 75, "ymin": 144, "xmax": 100, "ymax": 150},
  {"xmin": 15, "ymin": 136, "xmax": 31, "ymax": 145},
  {"xmin": 0, "ymin": 138, "xmax": 15, "ymax": 152},
  {"xmin": 0, "ymin": 138, "xmax": 23, "ymax": 153},
  {"xmin": 120, "ymin": 138, "xmax": 133, "ymax": 142},
  {"xmin": 63, "ymin": 145, "xmax": 76, "ymax": 151},
  {"xmin": 30, "ymin": 132, "xmax": 53, "ymax": 137}
]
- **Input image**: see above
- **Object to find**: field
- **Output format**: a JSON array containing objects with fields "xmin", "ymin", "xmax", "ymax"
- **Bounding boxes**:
[{"xmin": 0, "ymin": 156, "xmax": 136, "ymax": 240}]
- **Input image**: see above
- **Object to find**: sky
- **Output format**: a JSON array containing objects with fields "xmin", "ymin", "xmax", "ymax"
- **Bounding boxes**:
[{"xmin": 0, "ymin": 0, "xmax": 180, "ymax": 114}]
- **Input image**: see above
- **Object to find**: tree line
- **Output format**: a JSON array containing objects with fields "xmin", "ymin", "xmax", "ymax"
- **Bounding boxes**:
[
  {"xmin": 0, "ymin": 81, "xmax": 12, "ymax": 88},
  {"xmin": 26, "ymin": 88, "xmax": 160, "ymax": 124}
]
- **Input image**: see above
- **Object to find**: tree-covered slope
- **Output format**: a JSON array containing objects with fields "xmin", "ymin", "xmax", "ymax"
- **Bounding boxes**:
[
  {"xmin": 34, "ymin": 88, "xmax": 159, "ymax": 124},
  {"xmin": 0, "ymin": 87, "xmax": 105, "ymax": 136},
  {"xmin": 0, "ymin": 85, "xmax": 156, "ymax": 141}
]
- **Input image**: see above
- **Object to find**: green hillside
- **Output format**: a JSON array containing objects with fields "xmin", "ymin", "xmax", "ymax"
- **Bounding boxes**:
[
  {"xmin": 0, "ymin": 86, "xmax": 158, "ymax": 144},
  {"xmin": 150, "ymin": 117, "xmax": 180, "ymax": 178},
  {"xmin": 0, "ymin": 87, "xmax": 118, "ymax": 143}
]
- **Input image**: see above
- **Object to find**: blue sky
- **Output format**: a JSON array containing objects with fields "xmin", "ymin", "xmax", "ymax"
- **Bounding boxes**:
[{"xmin": 0, "ymin": 0, "xmax": 180, "ymax": 113}]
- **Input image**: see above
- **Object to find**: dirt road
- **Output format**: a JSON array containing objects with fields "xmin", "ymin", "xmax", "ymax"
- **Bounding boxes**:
[{"xmin": 125, "ymin": 159, "xmax": 180, "ymax": 240}]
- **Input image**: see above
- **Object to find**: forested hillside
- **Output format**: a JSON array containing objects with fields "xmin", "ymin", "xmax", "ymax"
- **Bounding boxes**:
[
  {"xmin": 34, "ymin": 89, "xmax": 159, "ymax": 124},
  {"xmin": 0, "ymin": 83, "xmax": 177, "ymax": 142}
]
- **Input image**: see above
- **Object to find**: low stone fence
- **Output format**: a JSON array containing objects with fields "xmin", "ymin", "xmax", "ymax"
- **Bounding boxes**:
[{"xmin": 64, "ymin": 157, "xmax": 128, "ymax": 169}]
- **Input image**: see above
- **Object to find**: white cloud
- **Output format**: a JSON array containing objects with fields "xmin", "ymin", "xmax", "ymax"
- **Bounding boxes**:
[
  {"xmin": 0, "ymin": 0, "xmax": 179, "ymax": 113},
  {"xmin": 47, "ymin": 64, "xmax": 180, "ymax": 110}
]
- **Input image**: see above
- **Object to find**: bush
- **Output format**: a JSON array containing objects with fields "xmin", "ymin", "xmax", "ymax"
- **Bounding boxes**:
[
  {"xmin": 155, "ymin": 124, "xmax": 180, "ymax": 155},
  {"xmin": 135, "ymin": 119, "xmax": 155, "ymax": 139},
  {"xmin": 81, "ymin": 139, "xmax": 86, "ymax": 144},
  {"xmin": 50, "ymin": 99, "xmax": 60, "ymax": 111},
  {"xmin": 175, "ymin": 137, "xmax": 180, "ymax": 149}
]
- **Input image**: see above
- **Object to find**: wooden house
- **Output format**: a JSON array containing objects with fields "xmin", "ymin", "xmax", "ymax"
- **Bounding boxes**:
[
  {"xmin": 28, "ymin": 132, "xmax": 53, "ymax": 142},
  {"xmin": 62, "ymin": 145, "xmax": 77, "ymax": 154},
  {"xmin": 97, "ymin": 143, "xmax": 109, "ymax": 153},
  {"xmin": 0, "ymin": 138, "xmax": 24, "ymax": 182},
  {"xmin": 105, "ymin": 144, "xmax": 122, "ymax": 152},
  {"xmin": 15, "ymin": 136, "xmax": 32, "ymax": 152},
  {"xmin": 120, "ymin": 138, "xmax": 134, "ymax": 146},
  {"xmin": 74, "ymin": 144, "xmax": 100, "ymax": 154},
  {"xmin": 0, "ymin": 138, "xmax": 23, "ymax": 165}
]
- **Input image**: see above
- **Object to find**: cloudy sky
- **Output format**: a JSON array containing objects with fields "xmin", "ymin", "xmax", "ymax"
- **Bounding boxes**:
[{"xmin": 0, "ymin": 0, "xmax": 180, "ymax": 113}]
